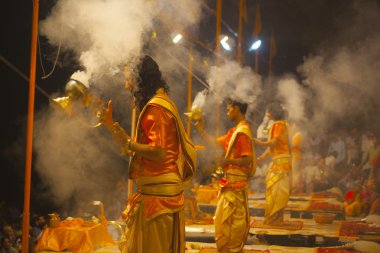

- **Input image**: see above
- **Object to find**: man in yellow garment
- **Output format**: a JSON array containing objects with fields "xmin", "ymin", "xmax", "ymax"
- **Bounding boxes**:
[
  {"xmin": 255, "ymin": 102, "xmax": 291, "ymax": 226},
  {"xmin": 101, "ymin": 55, "xmax": 197, "ymax": 253},
  {"xmin": 195, "ymin": 100, "xmax": 255, "ymax": 253}
]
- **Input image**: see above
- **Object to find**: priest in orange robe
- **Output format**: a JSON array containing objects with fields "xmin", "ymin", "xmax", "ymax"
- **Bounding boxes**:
[
  {"xmin": 102, "ymin": 55, "xmax": 196, "ymax": 253},
  {"xmin": 195, "ymin": 100, "xmax": 255, "ymax": 253},
  {"xmin": 255, "ymin": 102, "xmax": 291, "ymax": 226}
]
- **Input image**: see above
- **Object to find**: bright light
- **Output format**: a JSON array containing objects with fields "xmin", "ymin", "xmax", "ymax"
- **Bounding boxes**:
[
  {"xmin": 172, "ymin": 34, "xmax": 183, "ymax": 44},
  {"xmin": 249, "ymin": 40, "xmax": 262, "ymax": 51},
  {"xmin": 220, "ymin": 36, "xmax": 231, "ymax": 51},
  {"xmin": 221, "ymin": 36, "xmax": 228, "ymax": 44}
]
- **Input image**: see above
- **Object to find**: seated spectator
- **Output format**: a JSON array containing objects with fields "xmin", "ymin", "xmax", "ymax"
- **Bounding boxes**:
[
  {"xmin": 369, "ymin": 185, "xmax": 380, "ymax": 215},
  {"xmin": 30, "ymin": 215, "xmax": 47, "ymax": 240},
  {"xmin": 338, "ymin": 158, "xmax": 361, "ymax": 193},
  {"xmin": 359, "ymin": 135, "xmax": 380, "ymax": 174},
  {"xmin": 0, "ymin": 237, "xmax": 18, "ymax": 253},
  {"xmin": 304, "ymin": 157, "xmax": 330, "ymax": 193},
  {"xmin": 344, "ymin": 180, "xmax": 363, "ymax": 217},
  {"xmin": 327, "ymin": 132, "xmax": 346, "ymax": 167},
  {"xmin": 1, "ymin": 226, "xmax": 18, "ymax": 250},
  {"xmin": 345, "ymin": 128, "xmax": 361, "ymax": 166},
  {"xmin": 361, "ymin": 184, "xmax": 373, "ymax": 215}
]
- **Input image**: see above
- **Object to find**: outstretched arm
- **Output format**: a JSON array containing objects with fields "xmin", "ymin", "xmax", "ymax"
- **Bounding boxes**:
[
  {"xmin": 221, "ymin": 156, "xmax": 252, "ymax": 167},
  {"xmin": 193, "ymin": 118, "xmax": 223, "ymax": 149},
  {"xmin": 257, "ymin": 148, "xmax": 270, "ymax": 164},
  {"xmin": 255, "ymin": 137, "xmax": 278, "ymax": 148}
]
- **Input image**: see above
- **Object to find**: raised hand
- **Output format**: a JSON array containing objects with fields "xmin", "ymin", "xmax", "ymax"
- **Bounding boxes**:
[
  {"xmin": 192, "ymin": 117, "xmax": 205, "ymax": 133},
  {"xmin": 99, "ymin": 100, "xmax": 115, "ymax": 130}
]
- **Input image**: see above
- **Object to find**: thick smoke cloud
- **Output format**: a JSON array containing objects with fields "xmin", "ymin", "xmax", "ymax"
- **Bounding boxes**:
[
  {"xmin": 189, "ymin": 60, "xmax": 263, "ymax": 131},
  {"xmin": 40, "ymin": 0, "xmax": 154, "ymax": 86},
  {"xmin": 207, "ymin": 61, "xmax": 262, "ymax": 107},
  {"xmin": 35, "ymin": 0, "xmax": 202, "ymax": 213},
  {"xmin": 270, "ymin": 1, "xmax": 380, "ymax": 133},
  {"xmin": 277, "ymin": 77, "xmax": 308, "ymax": 123},
  {"xmin": 33, "ymin": 106, "xmax": 127, "ymax": 214}
]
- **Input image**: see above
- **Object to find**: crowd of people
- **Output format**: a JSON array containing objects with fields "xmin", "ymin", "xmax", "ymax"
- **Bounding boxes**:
[
  {"xmin": 0, "ymin": 204, "xmax": 47, "ymax": 253},
  {"xmin": 254, "ymin": 124, "xmax": 380, "ymax": 218}
]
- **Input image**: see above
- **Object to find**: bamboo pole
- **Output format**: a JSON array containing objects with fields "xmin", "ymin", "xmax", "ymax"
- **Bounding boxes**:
[
  {"xmin": 237, "ymin": 0, "xmax": 243, "ymax": 65},
  {"xmin": 255, "ymin": 51, "xmax": 259, "ymax": 73},
  {"xmin": 22, "ymin": 1, "xmax": 39, "ymax": 252},
  {"xmin": 128, "ymin": 107, "xmax": 137, "ymax": 198},
  {"xmin": 215, "ymin": 0, "xmax": 222, "ymax": 136},
  {"xmin": 186, "ymin": 46, "xmax": 193, "ymax": 136}
]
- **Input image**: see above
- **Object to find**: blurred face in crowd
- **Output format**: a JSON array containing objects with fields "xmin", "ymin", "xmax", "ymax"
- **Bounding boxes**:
[
  {"xmin": 265, "ymin": 109, "xmax": 273, "ymax": 120},
  {"xmin": 2, "ymin": 238, "xmax": 12, "ymax": 249},
  {"xmin": 3, "ymin": 225, "xmax": 13, "ymax": 236},
  {"xmin": 36, "ymin": 216, "xmax": 47, "ymax": 228}
]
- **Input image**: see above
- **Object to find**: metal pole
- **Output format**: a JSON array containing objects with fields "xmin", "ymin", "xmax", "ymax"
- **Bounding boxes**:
[
  {"xmin": 22, "ymin": 0, "xmax": 39, "ymax": 252},
  {"xmin": 186, "ymin": 46, "xmax": 193, "ymax": 136}
]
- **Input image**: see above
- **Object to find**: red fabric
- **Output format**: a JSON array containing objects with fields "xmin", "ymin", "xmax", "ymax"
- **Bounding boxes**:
[
  {"xmin": 317, "ymin": 249, "xmax": 361, "ymax": 253},
  {"xmin": 370, "ymin": 155, "xmax": 380, "ymax": 168},
  {"xmin": 339, "ymin": 220, "xmax": 380, "ymax": 236},
  {"xmin": 221, "ymin": 124, "xmax": 253, "ymax": 174},
  {"xmin": 135, "ymin": 105, "xmax": 180, "ymax": 177},
  {"xmin": 129, "ymin": 104, "xmax": 184, "ymax": 218},
  {"xmin": 345, "ymin": 190, "xmax": 356, "ymax": 202}
]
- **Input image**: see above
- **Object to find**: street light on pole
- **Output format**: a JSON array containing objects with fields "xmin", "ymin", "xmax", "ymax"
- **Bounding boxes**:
[
  {"xmin": 249, "ymin": 39, "xmax": 261, "ymax": 51},
  {"xmin": 220, "ymin": 36, "xmax": 232, "ymax": 51}
]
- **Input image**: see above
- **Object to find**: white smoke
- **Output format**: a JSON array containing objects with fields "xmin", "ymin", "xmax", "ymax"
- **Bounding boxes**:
[
  {"xmin": 40, "ymin": 0, "xmax": 202, "ymax": 88},
  {"xmin": 274, "ymin": 0, "xmax": 380, "ymax": 132},
  {"xmin": 277, "ymin": 77, "xmax": 308, "ymax": 123},
  {"xmin": 299, "ymin": 38, "xmax": 380, "ymax": 130},
  {"xmin": 33, "ymin": 107, "xmax": 126, "ymax": 208},
  {"xmin": 35, "ymin": 0, "xmax": 203, "ymax": 212},
  {"xmin": 40, "ymin": 0, "xmax": 154, "ymax": 85},
  {"xmin": 207, "ymin": 60, "xmax": 262, "ymax": 106},
  {"xmin": 192, "ymin": 90, "xmax": 208, "ymax": 109}
]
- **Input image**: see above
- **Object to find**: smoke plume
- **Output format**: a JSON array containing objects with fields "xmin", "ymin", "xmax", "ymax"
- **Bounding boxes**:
[
  {"xmin": 40, "ymin": 0, "xmax": 154, "ymax": 86},
  {"xmin": 297, "ymin": 1, "xmax": 380, "ymax": 132},
  {"xmin": 35, "ymin": 0, "xmax": 203, "ymax": 214},
  {"xmin": 277, "ymin": 77, "xmax": 308, "ymax": 123}
]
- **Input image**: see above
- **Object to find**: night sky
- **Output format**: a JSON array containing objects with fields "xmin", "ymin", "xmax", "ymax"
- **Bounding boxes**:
[{"xmin": 1, "ymin": 0, "xmax": 377, "ymax": 212}]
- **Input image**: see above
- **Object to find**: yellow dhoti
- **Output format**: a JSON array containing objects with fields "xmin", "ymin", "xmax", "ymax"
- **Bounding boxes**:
[
  {"xmin": 264, "ymin": 159, "xmax": 291, "ymax": 225},
  {"xmin": 119, "ymin": 173, "xmax": 186, "ymax": 253},
  {"xmin": 119, "ymin": 200, "xmax": 185, "ymax": 253},
  {"xmin": 215, "ymin": 173, "xmax": 250, "ymax": 253},
  {"xmin": 263, "ymin": 120, "xmax": 292, "ymax": 226}
]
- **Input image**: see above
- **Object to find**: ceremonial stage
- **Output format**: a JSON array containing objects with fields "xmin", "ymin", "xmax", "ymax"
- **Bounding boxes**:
[
  {"xmin": 34, "ymin": 191, "xmax": 380, "ymax": 253},
  {"xmin": 35, "ymin": 217, "xmax": 374, "ymax": 253}
]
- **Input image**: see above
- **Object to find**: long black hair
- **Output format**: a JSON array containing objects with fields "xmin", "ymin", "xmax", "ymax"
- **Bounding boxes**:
[{"xmin": 133, "ymin": 55, "xmax": 169, "ymax": 110}]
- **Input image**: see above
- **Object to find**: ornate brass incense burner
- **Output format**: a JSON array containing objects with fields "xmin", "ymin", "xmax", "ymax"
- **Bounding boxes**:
[
  {"xmin": 51, "ymin": 79, "xmax": 105, "ymax": 127},
  {"xmin": 48, "ymin": 213, "xmax": 61, "ymax": 228}
]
